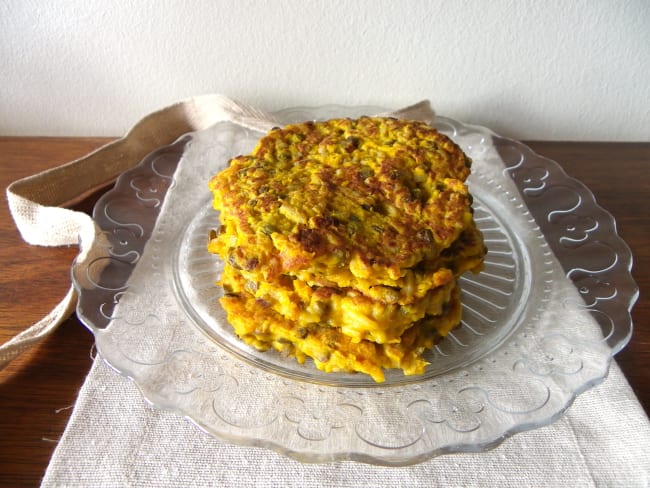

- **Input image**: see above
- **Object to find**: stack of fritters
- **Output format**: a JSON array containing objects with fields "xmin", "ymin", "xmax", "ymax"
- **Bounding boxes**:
[{"xmin": 208, "ymin": 116, "xmax": 486, "ymax": 382}]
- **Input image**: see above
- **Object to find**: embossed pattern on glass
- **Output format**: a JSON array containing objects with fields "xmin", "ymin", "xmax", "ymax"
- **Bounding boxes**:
[{"xmin": 72, "ymin": 107, "xmax": 637, "ymax": 465}]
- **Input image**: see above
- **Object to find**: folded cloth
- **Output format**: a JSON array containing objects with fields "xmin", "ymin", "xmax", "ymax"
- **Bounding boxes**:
[{"xmin": 42, "ymin": 357, "xmax": 649, "ymax": 487}]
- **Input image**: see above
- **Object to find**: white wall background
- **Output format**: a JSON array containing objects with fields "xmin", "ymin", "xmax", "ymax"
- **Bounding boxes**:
[{"xmin": 1, "ymin": 0, "xmax": 648, "ymax": 140}]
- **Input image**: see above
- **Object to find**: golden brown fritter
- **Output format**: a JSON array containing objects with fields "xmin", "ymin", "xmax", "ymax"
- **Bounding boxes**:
[
  {"xmin": 220, "ymin": 283, "xmax": 463, "ymax": 383},
  {"xmin": 209, "ymin": 117, "xmax": 474, "ymax": 284},
  {"xmin": 208, "ymin": 116, "xmax": 485, "ymax": 381}
]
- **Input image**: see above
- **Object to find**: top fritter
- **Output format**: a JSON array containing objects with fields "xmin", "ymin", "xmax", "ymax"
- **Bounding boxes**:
[{"xmin": 209, "ymin": 117, "xmax": 475, "ymax": 287}]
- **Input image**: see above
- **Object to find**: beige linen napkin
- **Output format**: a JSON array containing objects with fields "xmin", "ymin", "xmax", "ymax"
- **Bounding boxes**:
[
  {"xmin": 5, "ymin": 95, "xmax": 648, "ymax": 485},
  {"xmin": 41, "ymin": 357, "xmax": 649, "ymax": 487},
  {"xmin": 2, "ymin": 95, "xmax": 283, "ymax": 369}
]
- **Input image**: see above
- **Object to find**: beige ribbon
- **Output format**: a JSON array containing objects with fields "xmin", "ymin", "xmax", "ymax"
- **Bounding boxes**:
[{"xmin": 2, "ymin": 95, "xmax": 434, "ymax": 369}]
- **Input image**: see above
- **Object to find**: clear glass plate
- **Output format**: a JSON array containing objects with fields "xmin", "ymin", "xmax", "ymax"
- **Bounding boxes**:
[{"xmin": 72, "ymin": 105, "xmax": 637, "ymax": 465}]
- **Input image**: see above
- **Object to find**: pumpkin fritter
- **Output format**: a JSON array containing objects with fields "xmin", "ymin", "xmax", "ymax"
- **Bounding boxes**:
[
  {"xmin": 208, "ymin": 116, "xmax": 485, "ymax": 382},
  {"xmin": 220, "ymin": 263, "xmax": 456, "ymax": 345},
  {"xmin": 220, "ymin": 284, "xmax": 463, "ymax": 383}
]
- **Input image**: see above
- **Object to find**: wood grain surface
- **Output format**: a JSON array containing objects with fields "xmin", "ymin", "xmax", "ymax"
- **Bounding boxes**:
[{"xmin": 0, "ymin": 137, "xmax": 648, "ymax": 487}]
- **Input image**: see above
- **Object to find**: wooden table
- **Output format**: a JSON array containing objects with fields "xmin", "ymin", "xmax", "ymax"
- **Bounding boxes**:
[{"xmin": 1, "ymin": 137, "xmax": 648, "ymax": 487}]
